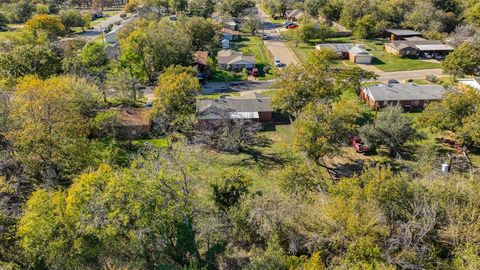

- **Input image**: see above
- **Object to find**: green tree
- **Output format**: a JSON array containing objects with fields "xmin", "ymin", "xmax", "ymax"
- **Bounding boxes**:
[
  {"xmin": 442, "ymin": 42, "xmax": 480, "ymax": 79},
  {"xmin": 242, "ymin": 12, "xmax": 262, "ymax": 35},
  {"xmin": 60, "ymin": 10, "xmax": 89, "ymax": 33},
  {"xmin": 211, "ymin": 169, "xmax": 251, "ymax": 213},
  {"xmin": 465, "ymin": 2, "xmax": 480, "ymax": 26},
  {"xmin": 80, "ymin": 42, "xmax": 107, "ymax": 68},
  {"xmin": 0, "ymin": 45, "xmax": 62, "ymax": 81},
  {"xmin": 293, "ymin": 98, "xmax": 365, "ymax": 165},
  {"xmin": 354, "ymin": 14, "xmax": 377, "ymax": 39},
  {"xmin": 216, "ymin": 0, "xmax": 255, "ymax": 17},
  {"xmin": 0, "ymin": 13, "xmax": 8, "ymax": 31},
  {"xmin": 304, "ymin": 0, "xmax": 325, "ymax": 17},
  {"xmin": 359, "ymin": 106, "xmax": 422, "ymax": 157},
  {"xmin": 187, "ymin": 0, "xmax": 215, "ymax": 17},
  {"xmin": 321, "ymin": 0, "xmax": 343, "ymax": 21}
]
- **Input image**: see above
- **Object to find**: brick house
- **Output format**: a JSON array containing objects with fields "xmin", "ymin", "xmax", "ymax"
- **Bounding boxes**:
[{"xmin": 360, "ymin": 83, "xmax": 447, "ymax": 110}]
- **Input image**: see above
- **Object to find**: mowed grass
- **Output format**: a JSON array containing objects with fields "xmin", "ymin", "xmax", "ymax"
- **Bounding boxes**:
[
  {"xmin": 210, "ymin": 70, "xmax": 247, "ymax": 82},
  {"xmin": 200, "ymin": 123, "xmax": 306, "ymax": 191},
  {"xmin": 281, "ymin": 34, "xmax": 442, "ymax": 72}
]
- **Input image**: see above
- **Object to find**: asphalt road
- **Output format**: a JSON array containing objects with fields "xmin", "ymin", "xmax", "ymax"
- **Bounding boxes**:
[
  {"xmin": 78, "ymin": 13, "xmax": 125, "ymax": 40},
  {"xmin": 257, "ymin": 6, "xmax": 299, "ymax": 67}
]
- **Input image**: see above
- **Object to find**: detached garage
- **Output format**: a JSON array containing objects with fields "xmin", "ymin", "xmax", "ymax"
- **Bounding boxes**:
[{"xmin": 349, "ymin": 46, "xmax": 373, "ymax": 64}]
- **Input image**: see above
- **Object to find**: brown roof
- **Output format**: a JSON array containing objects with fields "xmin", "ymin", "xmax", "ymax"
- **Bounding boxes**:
[
  {"xmin": 197, "ymin": 93, "xmax": 272, "ymax": 115},
  {"xmin": 194, "ymin": 51, "xmax": 209, "ymax": 66},
  {"xmin": 114, "ymin": 108, "xmax": 151, "ymax": 127},
  {"xmin": 221, "ymin": 27, "xmax": 240, "ymax": 36}
]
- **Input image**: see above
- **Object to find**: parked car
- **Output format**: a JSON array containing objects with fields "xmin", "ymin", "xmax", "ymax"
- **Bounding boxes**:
[
  {"xmin": 262, "ymin": 34, "xmax": 268, "ymax": 40},
  {"xmin": 422, "ymin": 53, "xmax": 432, "ymax": 59},
  {"xmin": 274, "ymin": 59, "xmax": 282, "ymax": 67},
  {"xmin": 388, "ymin": 79, "xmax": 400, "ymax": 84},
  {"xmin": 145, "ymin": 101, "xmax": 153, "ymax": 109},
  {"xmin": 351, "ymin": 136, "xmax": 369, "ymax": 153},
  {"xmin": 287, "ymin": 24, "xmax": 298, "ymax": 29},
  {"xmin": 251, "ymin": 68, "xmax": 259, "ymax": 77}
]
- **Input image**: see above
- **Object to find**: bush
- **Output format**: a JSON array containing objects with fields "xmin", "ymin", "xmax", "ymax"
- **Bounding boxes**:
[{"xmin": 426, "ymin": 75, "xmax": 438, "ymax": 82}]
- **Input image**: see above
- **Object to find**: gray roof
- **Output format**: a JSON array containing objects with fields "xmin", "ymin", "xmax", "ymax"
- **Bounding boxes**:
[
  {"xmin": 217, "ymin": 49, "xmax": 256, "ymax": 65},
  {"xmin": 286, "ymin": 9, "xmax": 304, "ymax": 18},
  {"xmin": 197, "ymin": 93, "xmax": 272, "ymax": 120},
  {"xmin": 362, "ymin": 83, "xmax": 446, "ymax": 101},
  {"xmin": 386, "ymin": 29, "xmax": 422, "ymax": 36},
  {"xmin": 387, "ymin": 40, "xmax": 453, "ymax": 51},
  {"xmin": 349, "ymin": 46, "xmax": 372, "ymax": 56},
  {"xmin": 316, "ymin": 43, "xmax": 354, "ymax": 53}
]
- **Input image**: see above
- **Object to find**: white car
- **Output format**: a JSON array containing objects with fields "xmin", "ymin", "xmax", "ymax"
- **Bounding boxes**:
[{"xmin": 274, "ymin": 59, "xmax": 282, "ymax": 67}]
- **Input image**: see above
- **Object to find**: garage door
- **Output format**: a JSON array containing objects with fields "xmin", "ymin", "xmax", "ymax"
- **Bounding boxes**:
[{"xmin": 355, "ymin": 55, "xmax": 372, "ymax": 64}]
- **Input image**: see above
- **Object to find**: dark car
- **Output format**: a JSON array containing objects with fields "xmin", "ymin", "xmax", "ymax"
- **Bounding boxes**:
[
  {"xmin": 251, "ymin": 68, "xmax": 259, "ymax": 77},
  {"xmin": 388, "ymin": 79, "xmax": 400, "ymax": 84},
  {"xmin": 351, "ymin": 136, "xmax": 369, "ymax": 153}
]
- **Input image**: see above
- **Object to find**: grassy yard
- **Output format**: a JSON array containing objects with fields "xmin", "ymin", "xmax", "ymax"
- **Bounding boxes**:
[
  {"xmin": 281, "ymin": 34, "xmax": 442, "ymax": 72},
  {"xmin": 231, "ymin": 35, "xmax": 275, "ymax": 80},
  {"xmin": 200, "ymin": 123, "xmax": 310, "ymax": 191}
]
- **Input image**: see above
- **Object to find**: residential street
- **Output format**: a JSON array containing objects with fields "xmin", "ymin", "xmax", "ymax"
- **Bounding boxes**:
[
  {"xmin": 77, "ymin": 12, "xmax": 127, "ymax": 40},
  {"xmin": 257, "ymin": 6, "xmax": 299, "ymax": 66}
]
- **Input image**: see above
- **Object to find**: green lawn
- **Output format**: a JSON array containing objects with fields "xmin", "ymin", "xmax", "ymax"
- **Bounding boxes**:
[
  {"xmin": 200, "ymin": 124, "xmax": 310, "ymax": 191},
  {"xmin": 281, "ymin": 34, "xmax": 442, "ymax": 72},
  {"xmin": 231, "ymin": 35, "xmax": 276, "ymax": 80}
]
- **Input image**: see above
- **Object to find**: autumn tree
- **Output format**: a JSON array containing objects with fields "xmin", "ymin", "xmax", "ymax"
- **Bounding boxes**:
[
  {"xmin": 216, "ymin": 0, "xmax": 255, "ymax": 17},
  {"xmin": 7, "ymin": 75, "xmax": 100, "ymax": 184},
  {"xmin": 152, "ymin": 66, "xmax": 200, "ymax": 132},
  {"xmin": 25, "ymin": 14, "xmax": 65, "ymax": 39},
  {"xmin": 17, "ymin": 144, "xmax": 212, "ymax": 269}
]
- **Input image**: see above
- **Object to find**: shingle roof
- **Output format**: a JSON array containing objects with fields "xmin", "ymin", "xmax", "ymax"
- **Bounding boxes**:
[
  {"xmin": 387, "ymin": 40, "xmax": 453, "ymax": 51},
  {"xmin": 286, "ymin": 9, "xmax": 304, "ymax": 19},
  {"xmin": 217, "ymin": 49, "xmax": 256, "ymax": 65},
  {"xmin": 221, "ymin": 27, "xmax": 240, "ymax": 36},
  {"xmin": 193, "ymin": 51, "xmax": 209, "ymax": 66},
  {"xmin": 349, "ymin": 46, "xmax": 372, "ymax": 56},
  {"xmin": 197, "ymin": 94, "xmax": 272, "ymax": 120},
  {"xmin": 113, "ymin": 108, "xmax": 151, "ymax": 127},
  {"xmin": 386, "ymin": 29, "xmax": 422, "ymax": 36},
  {"xmin": 315, "ymin": 43, "xmax": 354, "ymax": 53},
  {"xmin": 362, "ymin": 83, "xmax": 446, "ymax": 101},
  {"xmin": 458, "ymin": 78, "xmax": 480, "ymax": 91}
]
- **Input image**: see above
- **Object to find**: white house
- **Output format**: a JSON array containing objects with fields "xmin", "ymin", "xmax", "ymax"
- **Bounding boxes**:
[{"xmin": 458, "ymin": 78, "xmax": 480, "ymax": 92}]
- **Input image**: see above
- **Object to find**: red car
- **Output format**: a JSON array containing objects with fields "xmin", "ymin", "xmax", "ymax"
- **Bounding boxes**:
[
  {"xmin": 351, "ymin": 136, "xmax": 369, "ymax": 153},
  {"xmin": 287, "ymin": 24, "xmax": 298, "ymax": 29}
]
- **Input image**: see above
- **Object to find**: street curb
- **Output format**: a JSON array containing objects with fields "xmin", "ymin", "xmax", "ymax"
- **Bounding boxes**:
[{"xmin": 277, "ymin": 29, "xmax": 301, "ymax": 65}]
